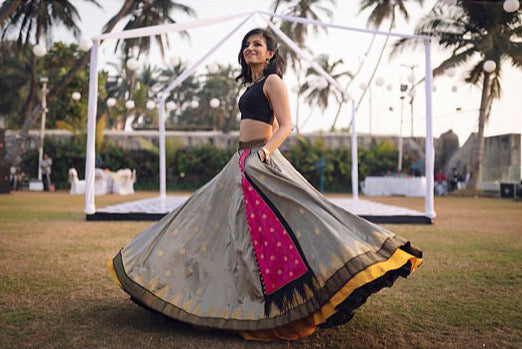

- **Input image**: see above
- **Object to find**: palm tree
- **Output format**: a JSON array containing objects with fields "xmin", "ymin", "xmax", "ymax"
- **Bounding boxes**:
[
  {"xmin": 201, "ymin": 64, "xmax": 241, "ymax": 132},
  {"xmin": 157, "ymin": 60, "xmax": 201, "ymax": 129},
  {"xmin": 270, "ymin": 0, "xmax": 336, "ymax": 132},
  {"xmin": 393, "ymin": 1, "xmax": 522, "ymax": 190},
  {"xmin": 0, "ymin": 0, "xmax": 22, "ymax": 27},
  {"xmin": 1, "ymin": 0, "xmax": 100, "ymax": 166},
  {"xmin": 3, "ymin": 1, "xmax": 196, "ymax": 166},
  {"xmin": 1, "ymin": 0, "xmax": 97, "ymax": 163},
  {"xmin": 0, "ymin": 40, "xmax": 32, "ymax": 128},
  {"xmin": 328, "ymin": 0, "xmax": 424, "ymax": 131},
  {"xmin": 301, "ymin": 54, "xmax": 353, "ymax": 111},
  {"xmin": 106, "ymin": 1, "xmax": 195, "ymax": 132},
  {"xmin": 107, "ymin": 0, "xmax": 195, "ymax": 59}
]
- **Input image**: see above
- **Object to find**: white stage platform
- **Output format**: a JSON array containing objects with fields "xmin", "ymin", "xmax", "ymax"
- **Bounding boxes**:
[{"xmin": 87, "ymin": 195, "xmax": 432, "ymax": 224}]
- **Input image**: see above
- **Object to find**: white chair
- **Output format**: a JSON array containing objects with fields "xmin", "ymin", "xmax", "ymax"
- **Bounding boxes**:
[
  {"xmin": 68, "ymin": 168, "xmax": 85, "ymax": 195},
  {"xmin": 113, "ymin": 168, "xmax": 136, "ymax": 195},
  {"xmin": 94, "ymin": 168, "xmax": 108, "ymax": 195}
]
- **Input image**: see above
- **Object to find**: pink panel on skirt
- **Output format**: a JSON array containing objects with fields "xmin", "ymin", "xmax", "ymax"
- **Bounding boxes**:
[{"xmin": 239, "ymin": 149, "xmax": 308, "ymax": 295}]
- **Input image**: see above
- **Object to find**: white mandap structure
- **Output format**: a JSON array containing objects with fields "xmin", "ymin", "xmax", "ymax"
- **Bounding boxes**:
[{"xmin": 83, "ymin": 11, "xmax": 436, "ymax": 223}]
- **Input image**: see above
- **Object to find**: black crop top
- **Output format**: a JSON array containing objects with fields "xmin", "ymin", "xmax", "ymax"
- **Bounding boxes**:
[{"xmin": 238, "ymin": 76, "xmax": 274, "ymax": 125}]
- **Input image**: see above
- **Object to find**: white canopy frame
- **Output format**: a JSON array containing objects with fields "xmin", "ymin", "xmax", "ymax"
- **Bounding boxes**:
[{"xmin": 84, "ymin": 11, "xmax": 435, "ymax": 220}]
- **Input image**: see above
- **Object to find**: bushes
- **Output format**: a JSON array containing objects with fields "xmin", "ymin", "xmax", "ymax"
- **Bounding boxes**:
[{"xmin": 21, "ymin": 136, "xmax": 416, "ymax": 192}]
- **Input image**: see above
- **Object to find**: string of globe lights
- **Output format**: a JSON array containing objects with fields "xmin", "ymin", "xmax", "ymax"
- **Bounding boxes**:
[
  {"xmin": 441, "ymin": 0, "xmax": 519, "ymax": 12},
  {"xmin": 29, "ymin": 0, "xmax": 518, "ymax": 116},
  {"xmin": 31, "ymin": 39, "xmax": 222, "ymax": 119},
  {"xmin": 101, "ymin": 55, "xmax": 221, "ymax": 119}
]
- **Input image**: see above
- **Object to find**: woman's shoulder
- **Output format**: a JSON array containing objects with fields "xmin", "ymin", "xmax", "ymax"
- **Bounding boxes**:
[
  {"xmin": 265, "ymin": 73, "xmax": 283, "ymax": 84},
  {"xmin": 264, "ymin": 73, "xmax": 285, "ymax": 91}
]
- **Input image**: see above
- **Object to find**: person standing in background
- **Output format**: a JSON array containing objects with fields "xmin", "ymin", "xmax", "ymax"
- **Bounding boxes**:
[{"xmin": 40, "ymin": 154, "xmax": 53, "ymax": 191}]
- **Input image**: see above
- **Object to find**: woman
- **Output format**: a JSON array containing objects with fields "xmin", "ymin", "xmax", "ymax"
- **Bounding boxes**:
[{"xmin": 109, "ymin": 28, "xmax": 423, "ymax": 341}]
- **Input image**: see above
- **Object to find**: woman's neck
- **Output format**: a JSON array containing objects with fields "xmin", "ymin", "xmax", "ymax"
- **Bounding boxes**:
[{"xmin": 250, "ymin": 66, "xmax": 264, "ymax": 82}]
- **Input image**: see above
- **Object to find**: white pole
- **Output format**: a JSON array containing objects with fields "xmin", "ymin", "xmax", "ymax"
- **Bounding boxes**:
[
  {"xmin": 37, "ymin": 78, "xmax": 48, "ymax": 181},
  {"xmin": 398, "ymin": 96, "xmax": 404, "ymax": 172},
  {"xmin": 84, "ymin": 39, "xmax": 100, "ymax": 215},
  {"xmin": 351, "ymin": 100, "xmax": 359, "ymax": 201},
  {"xmin": 424, "ymin": 39, "xmax": 436, "ymax": 219},
  {"xmin": 159, "ymin": 97, "xmax": 167, "ymax": 199}
]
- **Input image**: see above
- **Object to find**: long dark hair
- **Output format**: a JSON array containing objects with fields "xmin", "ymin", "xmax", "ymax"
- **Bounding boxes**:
[{"xmin": 236, "ymin": 28, "xmax": 285, "ymax": 85}]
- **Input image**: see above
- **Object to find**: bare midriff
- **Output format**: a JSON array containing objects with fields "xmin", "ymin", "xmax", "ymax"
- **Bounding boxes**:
[{"xmin": 239, "ymin": 119, "xmax": 273, "ymax": 142}]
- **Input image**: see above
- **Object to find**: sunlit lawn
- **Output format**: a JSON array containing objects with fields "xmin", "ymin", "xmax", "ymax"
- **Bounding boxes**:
[{"xmin": 1, "ymin": 191, "xmax": 521, "ymax": 348}]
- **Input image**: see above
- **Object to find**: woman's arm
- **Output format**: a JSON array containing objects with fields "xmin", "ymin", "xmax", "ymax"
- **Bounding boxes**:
[
  {"xmin": 259, "ymin": 74, "xmax": 291, "ymax": 159},
  {"xmin": 272, "ymin": 114, "xmax": 280, "ymax": 134}
]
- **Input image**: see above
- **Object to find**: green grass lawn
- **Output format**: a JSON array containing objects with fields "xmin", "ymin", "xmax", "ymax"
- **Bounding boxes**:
[{"xmin": 1, "ymin": 191, "xmax": 521, "ymax": 348}]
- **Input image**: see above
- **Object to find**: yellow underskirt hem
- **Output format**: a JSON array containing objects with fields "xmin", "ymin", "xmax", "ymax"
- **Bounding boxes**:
[
  {"xmin": 108, "ymin": 257, "xmax": 123, "ymax": 288},
  {"xmin": 240, "ymin": 248, "xmax": 422, "ymax": 341},
  {"xmin": 108, "ymin": 249, "xmax": 422, "ymax": 342}
]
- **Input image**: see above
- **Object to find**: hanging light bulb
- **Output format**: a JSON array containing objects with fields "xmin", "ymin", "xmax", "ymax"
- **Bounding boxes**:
[
  {"xmin": 190, "ymin": 100, "xmax": 199, "ymax": 109},
  {"xmin": 166, "ymin": 101, "xmax": 176, "ymax": 111},
  {"xmin": 71, "ymin": 92, "xmax": 81, "ymax": 101},
  {"xmin": 503, "ymin": 0, "xmax": 520, "ymax": 13},
  {"xmin": 359, "ymin": 82, "xmax": 368, "ymax": 90},
  {"xmin": 209, "ymin": 98, "xmax": 220, "ymax": 108},
  {"xmin": 483, "ymin": 60, "xmax": 496, "ymax": 73},
  {"xmin": 375, "ymin": 77, "xmax": 385, "ymax": 87},
  {"xmin": 407, "ymin": 90, "xmax": 415, "ymax": 98},
  {"xmin": 342, "ymin": 91, "xmax": 352, "ymax": 102},
  {"xmin": 432, "ymin": 85, "xmax": 437, "ymax": 92},
  {"xmin": 79, "ymin": 38, "xmax": 93, "ymax": 51},
  {"xmin": 208, "ymin": 63, "xmax": 219, "ymax": 74},
  {"xmin": 107, "ymin": 98, "xmax": 116, "ymax": 107},
  {"xmin": 451, "ymin": 85, "xmax": 458, "ymax": 93},
  {"xmin": 317, "ymin": 79, "xmax": 328, "ymax": 89},
  {"xmin": 33, "ymin": 44, "xmax": 46, "ymax": 57},
  {"xmin": 146, "ymin": 100, "xmax": 155, "ymax": 110},
  {"xmin": 443, "ymin": 0, "xmax": 457, "ymax": 6},
  {"xmin": 445, "ymin": 67, "xmax": 456, "ymax": 78},
  {"xmin": 386, "ymin": 83, "xmax": 393, "ymax": 91},
  {"xmin": 169, "ymin": 56, "xmax": 180, "ymax": 66},
  {"xmin": 125, "ymin": 100, "xmax": 135, "ymax": 109},
  {"xmin": 126, "ymin": 58, "xmax": 138, "ymax": 71},
  {"xmin": 407, "ymin": 72, "xmax": 415, "ymax": 83}
]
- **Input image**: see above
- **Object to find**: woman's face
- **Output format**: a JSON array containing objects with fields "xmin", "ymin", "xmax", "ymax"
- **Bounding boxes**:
[{"xmin": 243, "ymin": 33, "xmax": 273, "ymax": 66}]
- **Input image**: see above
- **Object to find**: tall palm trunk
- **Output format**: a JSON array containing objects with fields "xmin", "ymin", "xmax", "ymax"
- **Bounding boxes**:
[
  {"xmin": 329, "ymin": 33, "xmax": 377, "ymax": 131},
  {"xmin": 25, "ymin": 55, "xmax": 38, "ymax": 121},
  {"xmin": 329, "ymin": 12, "xmax": 396, "ymax": 132},
  {"xmin": 469, "ymin": 72, "xmax": 490, "ymax": 190},
  {"xmin": 5, "ymin": 2, "xmax": 136, "ymax": 166},
  {"xmin": 355, "ymin": 14, "xmax": 395, "ymax": 114}
]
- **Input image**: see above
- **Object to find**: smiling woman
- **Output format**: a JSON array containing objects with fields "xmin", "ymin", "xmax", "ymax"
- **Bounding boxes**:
[{"xmin": 109, "ymin": 28, "xmax": 423, "ymax": 341}]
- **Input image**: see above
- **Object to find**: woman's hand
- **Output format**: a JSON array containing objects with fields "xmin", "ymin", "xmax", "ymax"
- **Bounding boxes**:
[{"xmin": 258, "ymin": 149, "xmax": 266, "ymax": 162}]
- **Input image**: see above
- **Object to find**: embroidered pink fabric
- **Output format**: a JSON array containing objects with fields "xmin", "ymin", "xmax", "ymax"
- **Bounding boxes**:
[{"xmin": 239, "ymin": 149, "xmax": 308, "ymax": 295}]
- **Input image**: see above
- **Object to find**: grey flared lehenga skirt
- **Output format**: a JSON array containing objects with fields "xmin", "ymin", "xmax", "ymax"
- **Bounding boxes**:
[{"xmin": 109, "ymin": 139, "xmax": 423, "ymax": 340}]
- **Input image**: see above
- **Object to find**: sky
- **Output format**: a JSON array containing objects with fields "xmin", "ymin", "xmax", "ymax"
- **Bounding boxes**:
[{"xmin": 54, "ymin": 0, "xmax": 521, "ymax": 145}]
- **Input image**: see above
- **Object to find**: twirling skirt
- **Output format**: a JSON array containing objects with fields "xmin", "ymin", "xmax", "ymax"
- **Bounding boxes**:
[{"xmin": 109, "ymin": 139, "xmax": 423, "ymax": 341}]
